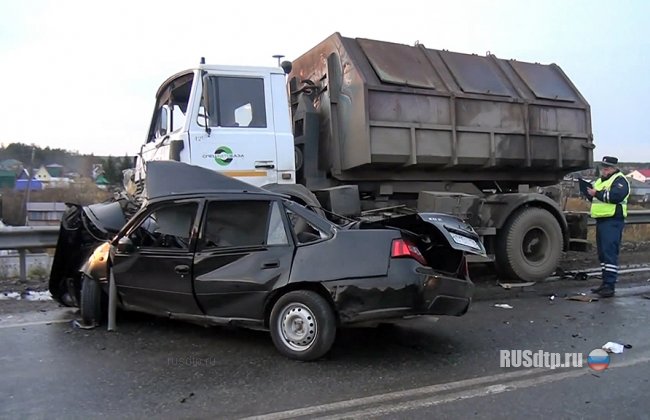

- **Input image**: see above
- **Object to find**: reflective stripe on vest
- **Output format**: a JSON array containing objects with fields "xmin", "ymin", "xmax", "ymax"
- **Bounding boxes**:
[{"xmin": 590, "ymin": 172, "xmax": 629, "ymax": 218}]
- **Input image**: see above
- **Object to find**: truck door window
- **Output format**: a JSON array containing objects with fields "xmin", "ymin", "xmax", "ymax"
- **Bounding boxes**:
[
  {"xmin": 200, "ymin": 76, "xmax": 267, "ymax": 128},
  {"xmin": 171, "ymin": 103, "xmax": 187, "ymax": 132},
  {"xmin": 151, "ymin": 105, "xmax": 169, "ymax": 141}
]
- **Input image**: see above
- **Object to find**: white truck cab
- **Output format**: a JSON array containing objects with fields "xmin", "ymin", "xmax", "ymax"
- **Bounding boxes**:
[{"xmin": 136, "ymin": 64, "xmax": 295, "ymax": 189}]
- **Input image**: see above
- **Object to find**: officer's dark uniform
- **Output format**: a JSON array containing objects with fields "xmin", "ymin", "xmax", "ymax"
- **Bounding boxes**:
[{"xmin": 588, "ymin": 156, "xmax": 630, "ymax": 297}]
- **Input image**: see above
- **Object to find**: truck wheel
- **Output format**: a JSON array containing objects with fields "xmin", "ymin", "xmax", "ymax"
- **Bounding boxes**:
[
  {"xmin": 496, "ymin": 207, "xmax": 562, "ymax": 281},
  {"xmin": 80, "ymin": 276, "xmax": 105, "ymax": 326},
  {"xmin": 269, "ymin": 290, "xmax": 336, "ymax": 361}
]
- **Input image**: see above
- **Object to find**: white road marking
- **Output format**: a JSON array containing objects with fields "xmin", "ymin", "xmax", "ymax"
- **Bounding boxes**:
[
  {"xmin": 239, "ymin": 368, "xmax": 554, "ymax": 420},
  {"xmin": 0, "ymin": 318, "xmax": 74, "ymax": 329},
  {"xmin": 0, "ymin": 308, "xmax": 77, "ymax": 329},
  {"xmin": 245, "ymin": 352, "xmax": 650, "ymax": 420}
]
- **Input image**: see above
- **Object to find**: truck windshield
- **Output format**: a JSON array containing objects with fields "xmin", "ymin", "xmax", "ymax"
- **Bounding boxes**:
[{"xmin": 147, "ymin": 74, "xmax": 194, "ymax": 142}]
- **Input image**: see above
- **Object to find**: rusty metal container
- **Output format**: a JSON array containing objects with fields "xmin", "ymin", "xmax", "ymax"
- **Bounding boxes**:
[{"xmin": 289, "ymin": 33, "xmax": 593, "ymax": 187}]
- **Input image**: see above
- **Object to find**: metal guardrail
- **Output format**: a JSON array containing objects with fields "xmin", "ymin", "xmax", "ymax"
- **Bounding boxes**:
[
  {"xmin": 2, "ymin": 211, "xmax": 650, "ymax": 280},
  {"xmin": 0, "ymin": 226, "xmax": 60, "ymax": 250},
  {"xmin": 3, "ymin": 211, "xmax": 649, "ymax": 251},
  {"xmin": 0, "ymin": 226, "xmax": 60, "ymax": 282},
  {"xmin": 587, "ymin": 210, "xmax": 650, "ymax": 226}
]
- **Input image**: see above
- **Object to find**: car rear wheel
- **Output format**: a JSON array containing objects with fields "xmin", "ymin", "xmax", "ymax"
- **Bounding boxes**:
[
  {"xmin": 269, "ymin": 290, "xmax": 336, "ymax": 361},
  {"xmin": 80, "ymin": 276, "xmax": 105, "ymax": 326}
]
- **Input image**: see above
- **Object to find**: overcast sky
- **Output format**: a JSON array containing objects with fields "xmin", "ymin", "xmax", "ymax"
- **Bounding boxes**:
[{"xmin": 1, "ymin": 0, "xmax": 648, "ymax": 161}]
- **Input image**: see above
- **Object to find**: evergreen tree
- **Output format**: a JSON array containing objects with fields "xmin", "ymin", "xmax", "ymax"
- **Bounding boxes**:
[
  {"xmin": 103, "ymin": 156, "xmax": 119, "ymax": 185},
  {"xmin": 118, "ymin": 155, "xmax": 133, "ymax": 173}
]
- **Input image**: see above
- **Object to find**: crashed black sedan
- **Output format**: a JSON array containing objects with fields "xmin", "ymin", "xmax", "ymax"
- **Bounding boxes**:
[{"xmin": 50, "ymin": 162, "xmax": 486, "ymax": 360}]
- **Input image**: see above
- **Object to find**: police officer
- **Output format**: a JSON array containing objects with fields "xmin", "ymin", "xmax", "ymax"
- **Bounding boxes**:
[{"xmin": 587, "ymin": 156, "xmax": 630, "ymax": 297}]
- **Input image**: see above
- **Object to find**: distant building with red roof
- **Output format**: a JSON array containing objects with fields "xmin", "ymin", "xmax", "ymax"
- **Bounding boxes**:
[{"xmin": 628, "ymin": 169, "xmax": 650, "ymax": 183}]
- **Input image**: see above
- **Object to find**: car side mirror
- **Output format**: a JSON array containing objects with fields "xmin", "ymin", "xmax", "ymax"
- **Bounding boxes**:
[{"xmin": 117, "ymin": 236, "xmax": 135, "ymax": 254}]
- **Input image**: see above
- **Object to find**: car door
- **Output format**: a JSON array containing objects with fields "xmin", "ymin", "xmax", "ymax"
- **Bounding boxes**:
[
  {"xmin": 112, "ymin": 200, "xmax": 203, "ymax": 315},
  {"xmin": 192, "ymin": 198, "xmax": 293, "ymax": 320}
]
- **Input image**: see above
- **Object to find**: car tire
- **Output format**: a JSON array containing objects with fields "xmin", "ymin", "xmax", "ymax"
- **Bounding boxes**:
[
  {"xmin": 80, "ymin": 275, "xmax": 105, "ymax": 325},
  {"xmin": 269, "ymin": 290, "xmax": 336, "ymax": 361},
  {"xmin": 496, "ymin": 207, "xmax": 563, "ymax": 281}
]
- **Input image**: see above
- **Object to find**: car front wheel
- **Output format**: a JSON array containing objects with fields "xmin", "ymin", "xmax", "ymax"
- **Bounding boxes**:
[
  {"xmin": 269, "ymin": 290, "xmax": 336, "ymax": 361},
  {"xmin": 80, "ymin": 275, "xmax": 105, "ymax": 326}
]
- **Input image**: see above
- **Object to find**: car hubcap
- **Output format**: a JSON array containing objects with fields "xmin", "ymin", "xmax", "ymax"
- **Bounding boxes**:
[{"xmin": 278, "ymin": 303, "xmax": 317, "ymax": 351}]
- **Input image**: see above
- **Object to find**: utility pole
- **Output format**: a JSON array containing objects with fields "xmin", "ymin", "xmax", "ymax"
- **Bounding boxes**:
[{"xmin": 22, "ymin": 147, "xmax": 35, "ymax": 226}]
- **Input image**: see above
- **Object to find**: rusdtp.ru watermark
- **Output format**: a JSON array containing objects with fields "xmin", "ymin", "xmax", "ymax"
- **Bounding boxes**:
[
  {"xmin": 500, "ymin": 350, "xmax": 584, "ymax": 369},
  {"xmin": 167, "ymin": 356, "xmax": 217, "ymax": 367}
]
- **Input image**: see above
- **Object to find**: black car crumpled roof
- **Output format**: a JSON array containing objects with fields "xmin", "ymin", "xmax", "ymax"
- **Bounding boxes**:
[{"xmin": 145, "ymin": 161, "xmax": 266, "ymax": 199}]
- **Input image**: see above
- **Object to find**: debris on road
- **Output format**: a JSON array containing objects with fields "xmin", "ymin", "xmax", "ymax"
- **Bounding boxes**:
[
  {"xmin": 549, "ymin": 294, "xmax": 556, "ymax": 301},
  {"xmin": 498, "ymin": 281, "xmax": 536, "ymax": 289},
  {"xmin": 493, "ymin": 304, "xmax": 514, "ymax": 309},
  {"xmin": 566, "ymin": 295, "xmax": 599, "ymax": 302},
  {"xmin": 602, "ymin": 342, "xmax": 625, "ymax": 354},
  {"xmin": 180, "ymin": 392, "xmax": 195, "ymax": 404},
  {"xmin": 573, "ymin": 272, "xmax": 589, "ymax": 281},
  {"xmin": 554, "ymin": 269, "xmax": 590, "ymax": 281},
  {"xmin": 72, "ymin": 320, "xmax": 96, "ymax": 330}
]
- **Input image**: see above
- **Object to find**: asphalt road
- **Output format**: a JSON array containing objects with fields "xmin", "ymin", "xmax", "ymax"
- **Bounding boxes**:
[{"xmin": 1, "ymin": 282, "xmax": 650, "ymax": 419}]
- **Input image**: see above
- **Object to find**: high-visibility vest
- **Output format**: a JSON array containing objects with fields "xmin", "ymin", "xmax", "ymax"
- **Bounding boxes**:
[{"xmin": 590, "ymin": 172, "xmax": 629, "ymax": 218}]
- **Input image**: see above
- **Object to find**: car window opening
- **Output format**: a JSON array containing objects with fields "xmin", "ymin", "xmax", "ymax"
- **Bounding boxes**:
[
  {"xmin": 286, "ymin": 209, "xmax": 327, "ymax": 244},
  {"xmin": 131, "ymin": 202, "xmax": 197, "ymax": 249},
  {"xmin": 202, "ymin": 200, "xmax": 272, "ymax": 248}
]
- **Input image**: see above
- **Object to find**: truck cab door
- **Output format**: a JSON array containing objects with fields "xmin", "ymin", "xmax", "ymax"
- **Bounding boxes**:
[{"xmin": 189, "ymin": 73, "xmax": 278, "ymax": 187}]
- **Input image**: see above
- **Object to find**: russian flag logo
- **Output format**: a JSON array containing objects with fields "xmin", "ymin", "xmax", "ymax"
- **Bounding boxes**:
[{"xmin": 587, "ymin": 349, "xmax": 610, "ymax": 371}]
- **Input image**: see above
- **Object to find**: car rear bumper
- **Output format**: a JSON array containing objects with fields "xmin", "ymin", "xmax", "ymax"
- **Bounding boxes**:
[
  {"xmin": 325, "ymin": 259, "xmax": 474, "ymax": 324},
  {"xmin": 417, "ymin": 267, "xmax": 473, "ymax": 316}
]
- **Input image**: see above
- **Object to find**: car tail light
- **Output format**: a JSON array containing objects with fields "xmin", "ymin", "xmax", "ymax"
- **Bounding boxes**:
[{"xmin": 391, "ymin": 239, "xmax": 428, "ymax": 266}]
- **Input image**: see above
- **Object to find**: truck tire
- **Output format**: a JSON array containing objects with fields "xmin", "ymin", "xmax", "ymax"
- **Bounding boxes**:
[
  {"xmin": 269, "ymin": 290, "xmax": 337, "ymax": 361},
  {"xmin": 496, "ymin": 207, "xmax": 562, "ymax": 281},
  {"xmin": 80, "ymin": 276, "xmax": 105, "ymax": 326}
]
